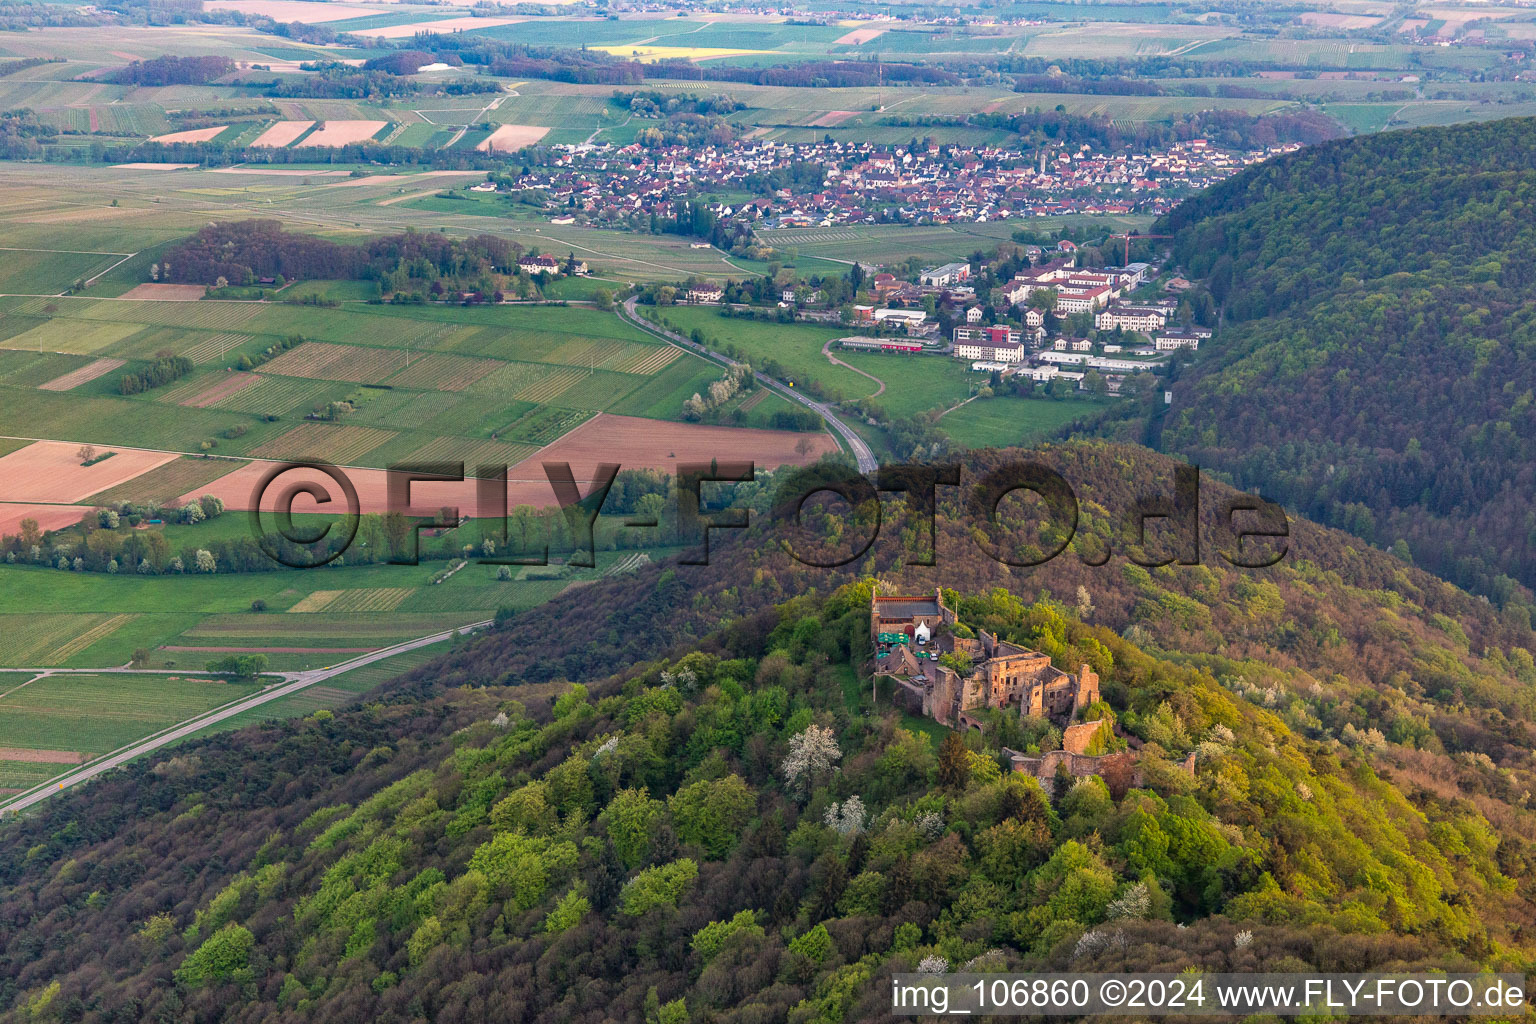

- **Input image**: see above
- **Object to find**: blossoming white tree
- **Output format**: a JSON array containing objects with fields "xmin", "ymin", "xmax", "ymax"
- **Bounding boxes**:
[
  {"xmin": 781, "ymin": 724, "xmax": 840, "ymax": 794},
  {"xmin": 823, "ymin": 796, "xmax": 866, "ymax": 837}
]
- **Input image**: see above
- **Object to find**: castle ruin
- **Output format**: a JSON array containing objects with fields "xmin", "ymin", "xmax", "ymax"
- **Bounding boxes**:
[
  {"xmin": 871, "ymin": 588, "xmax": 1141, "ymax": 794},
  {"xmin": 872, "ymin": 589, "xmax": 1100, "ymax": 731}
]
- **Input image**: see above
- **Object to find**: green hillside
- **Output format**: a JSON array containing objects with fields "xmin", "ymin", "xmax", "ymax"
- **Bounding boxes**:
[
  {"xmin": 1105, "ymin": 116, "xmax": 1536, "ymax": 620},
  {"xmin": 1, "ymin": 442, "xmax": 1535, "ymax": 1021}
]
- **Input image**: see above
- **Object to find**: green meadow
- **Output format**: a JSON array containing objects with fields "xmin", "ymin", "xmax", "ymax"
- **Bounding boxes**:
[
  {"xmin": 936, "ymin": 393, "xmax": 1104, "ymax": 449},
  {"xmin": 651, "ymin": 305, "xmax": 983, "ymax": 419}
]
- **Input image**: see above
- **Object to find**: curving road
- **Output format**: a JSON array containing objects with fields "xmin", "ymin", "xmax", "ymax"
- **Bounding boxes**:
[
  {"xmin": 619, "ymin": 298, "xmax": 877, "ymax": 473},
  {"xmin": 0, "ymin": 621, "xmax": 490, "ymax": 818},
  {"xmin": 821, "ymin": 337, "xmax": 885, "ymax": 398}
]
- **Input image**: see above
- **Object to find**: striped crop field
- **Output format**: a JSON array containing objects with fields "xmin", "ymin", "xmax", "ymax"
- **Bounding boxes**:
[
  {"xmin": 85, "ymin": 456, "xmax": 243, "ymax": 505},
  {"xmin": 0, "ymin": 759, "xmax": 71, "ymax": 791},
  {"xmin": 549, "ymin": 369, "xmax": 644, "ymax": 411},
  {"xmin": 0, "ymin": 249, "xmax": 129, "ymax": 295},
  {"xmin": 48, "ymin": 615, "xmax": 138, "ymax": 664},
  {"xmin": 382, "ymin": 352, "xmax": 501, "ymax": 391},
  {"xmin": 463, "ymin": 360, "xmax": 560, "ymax": 396},
  {"xmin": 180, "ymin": 612, "xmax": 474, "ymax": 641},
  {"xmin": 92, "ymin": 104, "xmax": 168, "ymax": 137},
  {"xmin": 212, "ymin": 374, "xmax": 350, "ymax": 417},
  {"xmin": 514, "ymin": 366, "xmax": 590, "ymax": 403},
  {"xmin": 542, "ymin": 337, "xmax": 658, "ymax": 371},
  {"xmin": 346, "ymin": 389, "xmax": 466, "ymax": 429},
  {"xmin": 405, "ymin": 434, "xmax": 540, "ymax": 468},
  {"xmin": 3, "ymin": 319, "xmax": 145, "ymax": 355},
  {"xmin": 72, "ymin": 299, "xmax": 264, "ymax": 332},
  {"xmin": 125, "ymin": 330, "xmax": 252, "ymax": 366},
  {"xmin": 38, "ymin": 357, "xmax": 127, "ymax": 392},
  {"xmin": 246, "ymin": 307, "xmax": 461, "ymax": 350},
  {"xmin": 0, "ymin": 613, "xmax": 139, "ymax": 667},
  {"xmin": 0, "ymin": 672, "xmax": 256, "ymax": 758},
  {"xmin": 147, "ymin": 370, "xmax": 230, "ymax": 406},
  {"xmin": 500, "ymin": 406, "xmax": 591, "ymax": 445},
  {"xmin": 614, "ymin": 346, "xmax": 682, "ymax": 375},
  {"xmin": 248, "ymin": 422, "xmax": 397, "ymax": 464},
  {"xmin": 0, "ymin": 389, "xmax": 257, "ymax": 454},
  {"xmin": 287, "ymin": 588, "xmax": 415, "ymax": 613},
  {"xmin": 260, "ymin": 341, "xmax": 405, "ymax": 383},
  {"xmin": 175, "ymin": 372, "xmax": 263, "ymax": 408},
  {"xmin": 0, "ymin": 351, "xmax": 92, "ymax": 388},
  {"xmin": 399, "ymin": 580, "xmax": 569, "ymax": 613}
]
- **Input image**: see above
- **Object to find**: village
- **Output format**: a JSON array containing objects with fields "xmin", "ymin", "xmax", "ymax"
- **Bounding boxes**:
[
  {"xmin": 477, "ymin": 136, "xmax": 1304, "ymax": 231},
  {"xmin": 679, "ymin": 241, "xmax": 1211, "ymax": 399},
  {"xmin": 868, "ymin": 589, "xmax": 1178, "ymax": 795}
]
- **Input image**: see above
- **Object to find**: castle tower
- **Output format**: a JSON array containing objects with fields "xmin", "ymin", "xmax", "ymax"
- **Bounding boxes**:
[{"xmin": 1072, "ymin": 664, "xmax": 1100, "ymax": 717}]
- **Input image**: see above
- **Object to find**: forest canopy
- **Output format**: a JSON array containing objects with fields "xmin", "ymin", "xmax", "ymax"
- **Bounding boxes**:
[
  {"xmin": 1099, "ymin": 116, "xmax": 1536, "ymax": 621},
  {"xmin": 2, "ymin": 443, "xmax": 1536, "ymax": 1021}
]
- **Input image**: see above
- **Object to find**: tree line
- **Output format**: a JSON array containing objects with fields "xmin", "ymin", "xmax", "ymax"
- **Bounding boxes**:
[
  {"xmin": 119, "ymin": 354, "xmax": 192, "ymax": 395},
  {"xmin": 160, "ymin": 220, "xmax": 523, "ymax": 291},
  {"xmin": 109, "ymin": 54, "xmax": 234, "ymax": 85}
]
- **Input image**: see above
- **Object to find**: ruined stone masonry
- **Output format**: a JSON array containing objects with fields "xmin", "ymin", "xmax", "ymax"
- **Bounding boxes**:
[{"xmin": 871, "ymin": 588, "xmax": 1171, "ymax": 794}]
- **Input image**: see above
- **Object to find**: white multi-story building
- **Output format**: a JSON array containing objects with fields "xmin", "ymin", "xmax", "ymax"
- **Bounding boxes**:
[
  {"xmin": 920, "ymin": 262, "xmax": 971, "ymax": 287},
  {"xmin": 1055, "ymin": 286, "xmax": 1113, "ymax": 313},
  {"xmin": 1095, "ymin": 306, "xmax": 1167, "ymax": 332},
  {"xmin": 1037, "ymin": 351, "xmax": 1161, "ymax": 373},
  {"xmin": 1154, "ymin": 330, "xmax": 1202, "ymax": 351},
  {"xmin": 954, "ymin": 324, "xmax": 1021, "ymax": 346},
  {"xmin": 954, "ymin": 339, "xmax": 1022, "ymax": 363},
  {"xmin": 1118, "ymin": 262, "xmax": 1151, "ymax": 287}
]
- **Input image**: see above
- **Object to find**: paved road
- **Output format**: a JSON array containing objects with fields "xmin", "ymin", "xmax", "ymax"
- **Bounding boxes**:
[
  {"xmin": 0, "ymin": 620, "xmax": 490, "ymax": 817},
  {"xmin": 619, "ymin": 298, "xmax": 877, "ymax": 473}
]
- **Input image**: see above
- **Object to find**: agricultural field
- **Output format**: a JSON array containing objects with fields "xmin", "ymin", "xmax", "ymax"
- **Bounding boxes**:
[
  {"xmin": 935, "ymin": 393, "xmax": 1106, "ymax": 450},
  {"xmin": 0, "ymin": 671, "xmax": 260, "ymax": 792},
  {"xmin": 652, "ymin": 305, "xmax": 984, "ymax": 420},
  {"xmin": 0, "ymin": 247, "xmax": 132, "ymax": 295},
  {"xmin": 0, "ymin": 291, "xmax": 788, "ymax": 472},
  {"xmin": 84, "ymin": 455, "xmax": 243, "ymax": 505},
  {"xmin": 651, "ymin": 307, "xmax": 874, "ymax": 401},
  {"xmin": 0, "ymin": 533, "xmax": 680, "ymax": 673},
  {"xmin": 0, "ymin": 520, "xmax": 685, "ymax": 785}
]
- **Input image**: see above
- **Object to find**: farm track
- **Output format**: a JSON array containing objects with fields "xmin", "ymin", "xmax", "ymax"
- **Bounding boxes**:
[{"xmin": 821, "ymin": 338, "xmax": 885, "ymax": 398}]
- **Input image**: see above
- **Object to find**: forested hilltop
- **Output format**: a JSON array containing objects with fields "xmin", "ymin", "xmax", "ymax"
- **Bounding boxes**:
[
  {"xmin": 2, "ymin": 442, "xmax": 1536, "ymax": 1021},
  {"xmin": 1101, "ymin": 116, "xmax": 1536, "ymax": 618}
]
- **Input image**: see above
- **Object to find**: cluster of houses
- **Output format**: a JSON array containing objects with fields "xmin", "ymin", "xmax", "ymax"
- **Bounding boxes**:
[
  {"xmin": 832, "ymin": 251, "xmax": 1210, "ymax": 395},
  {"xmin": 999, "ymin": 256, "xmax": 1153, "ymax": 310},
  {"xmin": 466, "ymin": 136, "xmax": 1304, "ymax": 231},
  {"xmin": 681, "ymin": 241, "xmax": 1211, "ymax": 397}
]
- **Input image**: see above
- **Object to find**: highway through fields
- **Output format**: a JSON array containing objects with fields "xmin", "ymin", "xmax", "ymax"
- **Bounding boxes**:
[{"xmin": 0, "ymin": 620, "xmax": 490, "ymax": 817}]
